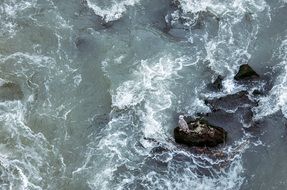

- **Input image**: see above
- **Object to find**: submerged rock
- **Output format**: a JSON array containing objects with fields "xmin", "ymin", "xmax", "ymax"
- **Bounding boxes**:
[
  {"xmin": 0, "ymin": 82, "xmax": 23, "ymax": 101},
  {"xmin": 234, "ymin": 64, "xmax": 259, "ymax": 80},
  {"xmin": 164, "ymin": 4, "xmax": 219, "ymax": 40},
  {"xmin": 204, "ymin": 91, "xmax": 255, "ymax": 111},
  {"xmin": 174, "ymin": 118, "xmax": 227, "ymax": 147}
]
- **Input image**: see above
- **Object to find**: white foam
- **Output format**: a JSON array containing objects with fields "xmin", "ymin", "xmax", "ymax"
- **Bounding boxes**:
[
  {"xmin": 86, "ymin": 0, "xmax": 140, "ymax": 22},
  {"xmin": 84, "ymin": 50, "xmax": 254, "ymax": 189},
  {"xmin": 73, "ymin": 74, "xmax": 82, "ymax": 86},
  {"xmin": 0, "ymin": 100, "xmax": 51, "ymax": 190},
  {"xmin": 58, "ymin": 0, "xmax": 274, "ymax": 189},
  {"xmin": 0, "ymin": 0, "xmax": 37, "ymax": 37},
  {"xmin": 254, "ymin": 37, "xmax": 287, "ymax": 119},
  {"xmin": 113, "ymin": 138, "xmax": 251, "ymax": 190},
  {"xmin": 0, "ymin": 50, "xmax": 78, "ymax": 188},
  {"xmin": 175, "ymin": 0, "xmax": 269, "ymax": 94},
  {"xmin": 179, "ymin": 0, "xmax": 268, "ymax": 15},
  {"xmin": 112, "ymin": 56, "xmax": 184, "ymax": 137}
]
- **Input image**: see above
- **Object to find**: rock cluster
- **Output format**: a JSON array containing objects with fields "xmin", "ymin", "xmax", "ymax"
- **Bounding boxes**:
[{"xmin": 174, "ymin": 64, "xmax": 260, "ymax": 148}]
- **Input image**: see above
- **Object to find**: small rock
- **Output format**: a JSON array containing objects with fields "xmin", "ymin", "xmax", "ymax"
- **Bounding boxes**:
[
  {"xmin": 150, "ymin": 146, "xmax": 169, "ymax": 154},
  {"xmin": 234, "ymin": 64, "xmax": 259, "ymax": 80},
  {"xmin": 208, "ymin": 75, "xmax": 223, "ymax": 91},
  {"xmin": 174, "ymin": 118, "xmax": 227, "ymax": 147},
  {"xmin": 213, "ymin": 75, "xmax": 223, "ymax": 90},
  {"xmin": 252, "ymin": 89, "xmax": 263, "ymax": 96},
  {"xmin": 170, "ymin": 0, "xmax": 180, "ymax": 8},
  {"xmin": 101, "ymin": 19, "xmax": 114, "ymax": 28}
]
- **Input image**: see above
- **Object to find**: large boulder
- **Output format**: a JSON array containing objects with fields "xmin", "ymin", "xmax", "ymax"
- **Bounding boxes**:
[
  {"xmin": 234, "ymin": 64, "xmax": 259, "ymax": 80},
  {"xmin": 174, "ymin": 118, "xmax": 227, "ymax": 147}
]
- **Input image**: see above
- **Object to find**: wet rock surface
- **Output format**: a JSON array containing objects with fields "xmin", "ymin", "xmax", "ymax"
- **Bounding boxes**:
[
  {"xmin": 175, "ymin": 65, "xmax": 263, "ymax": 148},
  {"xmin": 207, "ymin": 75, "xmax": 224, "ymax": 91},
  {"xmin": 205, "ymin": 91, "xmax": 256, "ymax": 111},
  {"xmin": 252, "ymin": 89, "xmax": 264, "ymax": 96},
  {"xmin": 174, "ymin": 118, "xmax": 227, "ymax": 147},
  {"xmin": 204, "ymin": 90, "xmax": 258, "ymax": 132},
  {"xmin": 234, "ymin": 64, "xmax": 259, "ymax": 81}
]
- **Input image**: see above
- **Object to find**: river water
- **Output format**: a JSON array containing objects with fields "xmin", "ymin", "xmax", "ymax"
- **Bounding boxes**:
[{"xmin": 0, "ymin": 0, "xmax": 287, "ymax": 189}]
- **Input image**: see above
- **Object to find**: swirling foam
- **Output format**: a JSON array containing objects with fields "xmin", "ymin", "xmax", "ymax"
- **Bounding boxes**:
[
  {"xmin": 0, "ymin": 1, "xmax": 79, "ymax": 188},
  {"xmin": 77, "ymin": 52, "xmax": 255, "ymax": 189},
  {"xmin": 112, "ymin": 56, "xmax": 183, "ymax": 137},
  {"xmin": 0, "ymin": 0, "xmax": 36, "ymax": 37},
  {"xmin": 254, "ymin": 35, "xmax": 287, "ymax": 119},
  {"xmin": 174, "ymin": 0, "xmax": 269, "ymax": 94},
  {"xmin": 86, "ymin": 0, "xmax": 140, "ymax": 22}
]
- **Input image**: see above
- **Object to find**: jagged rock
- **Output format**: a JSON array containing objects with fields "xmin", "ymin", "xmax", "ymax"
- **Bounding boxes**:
[
  {"xmin": 234, "ymin": 64, "xmax": 259, "ymax": 80},
  {"xmin": 208, "ymin": 75, "xmax": 223, "ymax": 91},
  {"xmin": 174, "ymin": 118, "xmax": 227, "ymax": 147},
  {"xmin": 213, "ymin": 75, "xmax": 223, "ymax": 90},
  {"xmin": 0, "ymin": 82, "xmax": 23, "ymax": 101}
]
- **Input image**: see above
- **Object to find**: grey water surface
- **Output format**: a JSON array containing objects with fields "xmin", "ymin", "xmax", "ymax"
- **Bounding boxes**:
[{"xmin": 0, "ymin": 0, "xmax": 287, "ymax": 189}]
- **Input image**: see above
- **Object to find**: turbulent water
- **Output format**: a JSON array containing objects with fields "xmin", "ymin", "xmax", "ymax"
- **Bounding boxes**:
[{"xmin": 0, "ymin": 0, "xmax": 287, "ymax": 189}]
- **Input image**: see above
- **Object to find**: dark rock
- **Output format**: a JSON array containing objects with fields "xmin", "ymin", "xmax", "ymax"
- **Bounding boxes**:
[
  {"xmin": 143, "ymin": 137, "xmax": 158, "ymax": 143},
  {"xmin": 75, "ymin": 37, "xmax": 87, "ymax": 49},
  {"xmin": 201, "ymin": 109, "xmax": 246, "ymax": 143},
  {"xmin": 213, "ymin": 75, "xmax": 223, "ymax": 90},
  {"xmin": 0, "ymin": 82, "xmax": 23, "ymax": 101},
  {"xmin": 244, "ymin": 12, "xmax": 254, "ymax": 22},
  {"xmin": 170, "ymin": 0, "xmax": 180, "ymax": 8},
  {"xmin": 174, "ymin": 118, "xmax": 227, "ymax": 147},
  {"xmin": 252, "ymin": 89, "xmax": 263, "ymax": 96},
  {"xmin": 150, "ymin": 146, "xmax": 169, "ymax": 154},
  {"xmin": 205, "ymin": 91, "xmax": 255, "ymax": 111},
  {"xmin": 180, "ymin": 115, "xmax": 196, "ymax": 124},
  {"xmin": 208, "ymin": 75, "xmax": 223, "ymax": 91},
  {"xmin": 74, "ymin": 36, "xmax": 97, "ymax": 53},
  {"xmin": 234, "ymin": 64, "xmax": 259, "ymax": 81},
  {"xmin": 191, "ymin": 147, "xmax": 227, "ymax": 160},
  {"xmin": 101, "ymin": 20, "xmax": 114, "ymax": 28},
  {"xmin": 201, "ymin": 89, "xmax": 259, "ymax": 140}
]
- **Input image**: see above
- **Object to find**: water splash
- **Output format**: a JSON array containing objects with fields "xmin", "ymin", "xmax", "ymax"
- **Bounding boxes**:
[
  {"xmin": 86, "ymin": 0, "xmax": 140, "ymax": 21},
  {"xmin": 254, "ymin": 35, "xmax": 287, "ymax": 119}
]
